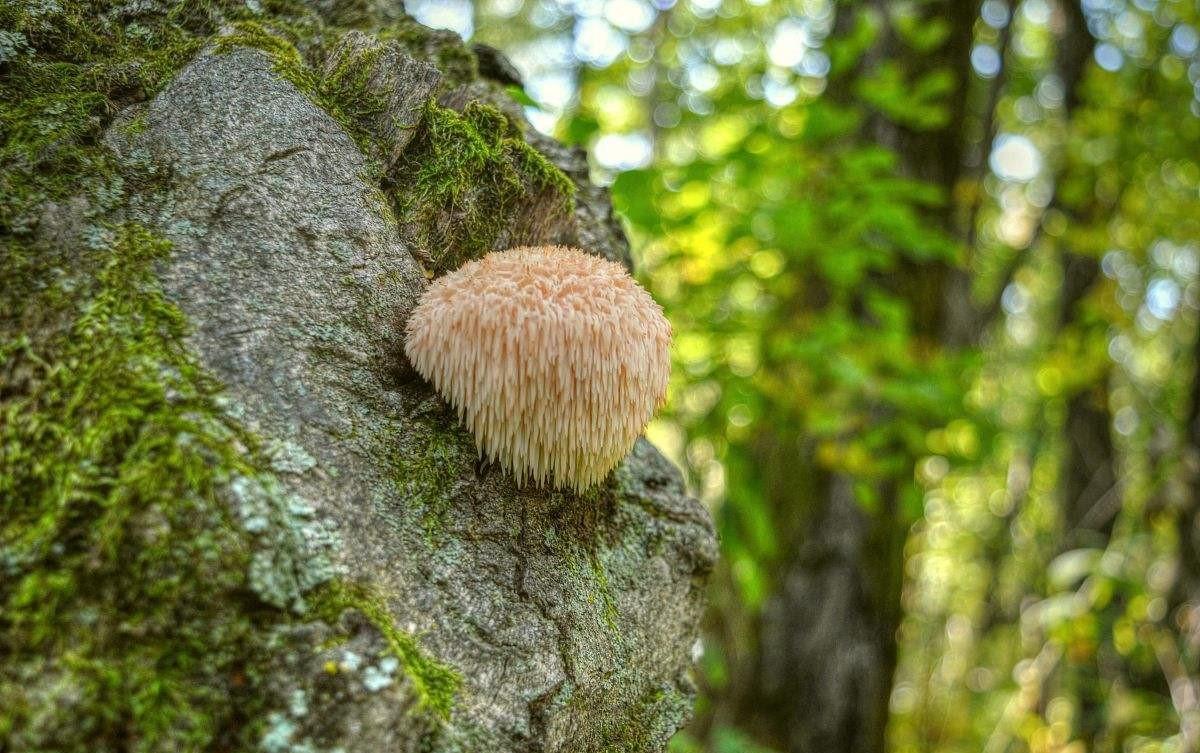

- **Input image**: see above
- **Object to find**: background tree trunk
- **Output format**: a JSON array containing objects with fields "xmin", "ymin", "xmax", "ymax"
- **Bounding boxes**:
[
  {"xmin": 710, "ymin": 4, "xmax": 981, "ymax": 752},
  {"xmin": 1052, "ymin": 0, "xmax": 1117, "ymax": 550}
]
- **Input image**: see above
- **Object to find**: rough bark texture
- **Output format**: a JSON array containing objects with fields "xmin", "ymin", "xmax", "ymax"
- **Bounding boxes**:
[{"xmin": 0, "ymin": 4, "xmax": 715, "ymax": 752}]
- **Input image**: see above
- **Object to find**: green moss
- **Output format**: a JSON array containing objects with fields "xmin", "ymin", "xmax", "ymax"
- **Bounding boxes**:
[
  {"xmin": 556, "ymin": 680, "xmax": 691, "ymax": 753},
  {"xmin": 310, "ymin": 581, "xmax": 461, "ymax": 720},
  {"xmin": 319, "ymin": 32, "xmax": 392, "ymax": 146},
  {"xmin": 0, "ymin": 223, "xmax": 460, "ymax": 749},
  {"xmin": 600, "ymin": 683, "xmax": 692, "ymax": 751},
  {"xmin": 0, "ymin": 0, "xmax": 213, "ymax": 233},
  {"xmin": 588, "ymin": 551, "xmax": 623, "ymax": 637},
  {"xmin": 211, "ymin": 19, "xmax": 314, "ymax": 80},
  {"xmin": 120, "ymin": 110, "xmax": 149, "ymax": 138},
  {"xmin": 390, "ymin": 102, "xmax": 577, "ymax": 275},
  {"xmin": 0, "ymin": 1, "xmax": 532, "ymax": 242},
  {"xmin": 0, "ymin": 5, "xmax": 468, "ymax": 739},
  {"xmin": 0, "ymin": 224, "xmax": 317, "ymax": 751},
  {"xmin": 560, "ymin": 546, "xmax": 622, "ymax": 640},
  {"xmin": 386, "ymin": 404, "xmax": 476, "ymax": 543}
]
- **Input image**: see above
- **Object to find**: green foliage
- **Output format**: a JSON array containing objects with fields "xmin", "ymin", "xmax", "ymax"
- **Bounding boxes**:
[
  {"xmin": 505, "ymin": 83, "xmax": 541, "ymax": 108},
  {"xmin": 599, "ymin": 4, "xmax": 972, "ymax": 618},
  {"xmin": 855, "ymin": 63, "xmax": 956, "ymax": 129},
  {"xmin": 669, "ymin": 727, "xmax": 780, "ymax": 753}
]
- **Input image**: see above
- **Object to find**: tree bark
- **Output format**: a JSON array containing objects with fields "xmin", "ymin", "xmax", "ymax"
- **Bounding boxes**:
[{"xmin": 0, "ymin": 4, "xmax": 715, "ymax": 752}]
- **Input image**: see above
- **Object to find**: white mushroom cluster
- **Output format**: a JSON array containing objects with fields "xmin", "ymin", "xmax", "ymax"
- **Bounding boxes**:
[{"xmin": 404, "ymin": 245, "xmax": 672, "ymax": 492}]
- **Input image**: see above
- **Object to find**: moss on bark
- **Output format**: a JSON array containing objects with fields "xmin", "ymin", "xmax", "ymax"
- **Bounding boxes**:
[
  {"xmin": 1, "ymin": 0, "xmax": 239, "ymax": 233},
  {"xmin": 0, "ymin": 1, "xmax": 688, "ymax": 751},
  {"xmin": 0, "ymin": 2, "xmax": 473, "ymax": 749},
  {"xmin": 207, "ymin": 19, "xmax": 576, "ymax": 277},
  {"xmin": 2, "ymin": 224, "xmax": 309, "ymax": 750},
  {"xmin": 310, "ymin": 582, "xmax": 461, "ymax": 719},
  {"xmin": 390, "ymin": 102, "xmax": 577, "ymax": 275},
  {"xmin": 212, "ymin": 20, "xmax": 390, "ymax": 165}
]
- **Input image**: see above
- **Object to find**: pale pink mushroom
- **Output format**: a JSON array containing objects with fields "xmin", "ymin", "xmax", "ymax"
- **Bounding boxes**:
[{"xmin": 404, "ymin": 246, "xmax": 672, "ymax": 492}]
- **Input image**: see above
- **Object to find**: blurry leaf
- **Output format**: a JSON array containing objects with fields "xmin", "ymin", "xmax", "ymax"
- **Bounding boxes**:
[
  {"xmin": 505, "ymin": 84, "xmax": 540, "ymax": 108},
  {"xmin": 1048, "ymin": 548, "xmax": 1103, "ymax": 591},
  {"xmin": 900, "ymin": 483, "xmax": 923, "ymax": 521},
  {"xmin": 826, "ymin": 8, "xmax": 881, "ymax": 75},
  {"xmin": 713, "ymin": 727, "xmax": 782, "ymax": 753},
  {"xmin": 855, "ymin": 63, "xmax": 953, "ymax": 130},
  {"xmin": 913, "ymin": 69, "xmax": 957, "ymax": 104},
  {"xmin": 668, "ymin": 732, "xmax": 704, "ymax": 753},
  {"xmin": 894, "ymin": 14, "xmax": 951, "ymax": 52},
  {"xmin": 802, "ymin": 101, "xmax": 861, "ymax": 142},
  {"xmin": 700, "ymin": 642, "xmax": 728, "ymax": 689},
  {"xmin": 854, "ymin": 480, "xmax": 879, "ymax": 513},
  {"xmin": 560, "ymin": 112, "xmax": 599, "ymax": 147},
  {"xmin": 611, "ymin": 168, "xmax": 663, "ymax": 233}
]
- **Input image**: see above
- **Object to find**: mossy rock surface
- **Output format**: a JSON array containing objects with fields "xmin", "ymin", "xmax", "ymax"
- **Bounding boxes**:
[{"xmin": 0, "ymin": 2, "xmax": 715, "ymax": 752}]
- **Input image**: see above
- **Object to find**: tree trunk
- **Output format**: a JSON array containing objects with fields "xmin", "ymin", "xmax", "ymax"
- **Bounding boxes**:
[
  {"xmin": 720, "ymin": 4, "xmax": 980, "ymax": 752},
  {"xmin": 1176, "ymin": 323, "xmax": 1200, "ymax": 625},
  {"xmin": 1052, "ymin": 0, "xmax": 1117, "ymax": 549},
  {"xmin": 1045, "ymin": 5, "xmax": 1117, "ymax": 747},
  {"xmin": 1058, "ymin": 255, "xmax": 1118, "ymax": 544},
  {"xmin": 0, "ymin": 4, "xmax": 715, "ymax": 752},
  {"xmin": 739, "ymin": 432, "xmax": 905, "ymax": 753}
]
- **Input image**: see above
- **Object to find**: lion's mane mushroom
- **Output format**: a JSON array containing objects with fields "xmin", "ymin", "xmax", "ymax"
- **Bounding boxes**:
[{"xmin": 404, "ymin": 245, "xmax": 672, "ymax": 492}]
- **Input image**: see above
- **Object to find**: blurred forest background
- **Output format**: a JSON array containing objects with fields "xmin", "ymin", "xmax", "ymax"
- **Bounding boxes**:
[{"xmin": 414, "ymin": 1, "xmax": 1200, "ymax": 752}]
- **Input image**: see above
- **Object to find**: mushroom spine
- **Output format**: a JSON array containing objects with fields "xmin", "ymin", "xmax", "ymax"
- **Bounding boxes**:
[{"xmin": 404, "ymin": 245, "xmax": 672, "ymax": 492}]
